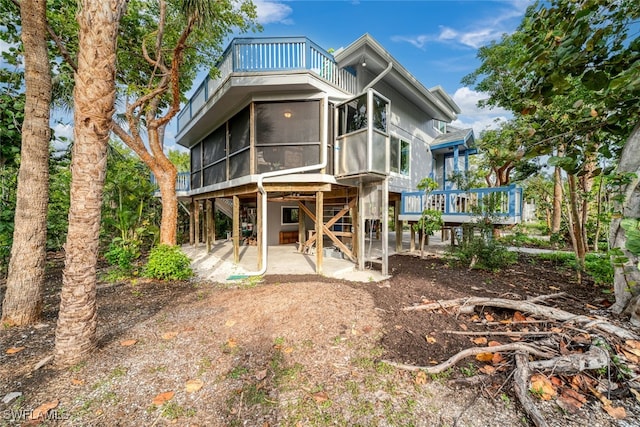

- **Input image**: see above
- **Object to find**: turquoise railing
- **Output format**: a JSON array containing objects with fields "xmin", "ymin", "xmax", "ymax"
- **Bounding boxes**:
[
  {"xmin": 401, "ymin": 185, "xmax": 523, "ymax": 222},
  {"xmin": 150, "ymin": 171, "xmax": 190, "ymax": 192},
  {"xmin": 177, "ymin": 37, "xmax": 357, "ymax": 133}
]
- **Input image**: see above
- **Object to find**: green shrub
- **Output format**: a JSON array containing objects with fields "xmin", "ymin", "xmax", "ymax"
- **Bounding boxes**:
[
  {"xmin": 104, "ymin": 237, "xmax": 140, "ymax": 273},
  {"xmin": 144, "ymin": 244, "xmax": 193, "ymax": 281},
  {"xmin": 448, "ymin": 237, "xmax": 517, "ymax": 271},
  {"xmin": 584, "ymin": 253, "xmax": 614, "ymax": 285}
]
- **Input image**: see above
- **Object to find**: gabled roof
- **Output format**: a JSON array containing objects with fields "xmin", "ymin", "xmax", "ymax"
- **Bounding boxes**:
[
  {"xmin": 431, "ymin": 127, "xmax": 476, "ymax": 155},
  {"xmin": 333, "ymin": 34, "xmax": 458, "ymax": 122}
]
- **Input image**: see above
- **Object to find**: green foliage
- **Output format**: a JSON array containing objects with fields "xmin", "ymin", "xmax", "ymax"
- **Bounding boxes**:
[
  {"xmin": 47, "ymin": 149, "xmax": 71, "ymax": 250},
  {"xmin": 167, "ymin": 149, "xmax": 190, "ymax": 173},
  {"xmin": 144, "ymin": 244, "xmax": 193, "ymax": 281},
  {"xmin": 535, "ymin": 251, "xmax": 613, "ymax": 285},
  {"xmin": 621, "ymin": 219, "xmax": 640, "ymax": 258},
  {"xmin": 449, "ymin": 235, "xmax": 518, "ymax": 271},
  {"xmin": 104, "ymin": 237, "xmax": 140, "ymax": 273}
]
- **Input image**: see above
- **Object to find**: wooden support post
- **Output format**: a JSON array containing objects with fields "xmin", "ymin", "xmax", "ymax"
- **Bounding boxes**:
[
  {"xmin": 233, "ymin": 195, "xmax": 240, "ymax": 264},
  {"xmin": 410, "ymin": 222, "xmax": 416, "ymax": 252},
  {"xmin": 189, "ymin": 199, "xmax": 195, "ymax": 245},
  {"xmin": 205, "ymin": 199, "xmax": 213, "ymax": 252},
  {"xmin": 352, "ymin": 194, "xmax": 359, "ymax": 268},
  {"xmin": 395, "ymin": 199, "xmax": 402, "ymax": 253},
  {"xmin": 194, "ymin": 200, "xmax": 201, "ymax": 246},
  {"xmin": 298, "ymin": 201, "xmax": 306, "ymax": 252},
  {"xmin": 315, "ymin": 191, "xmax": 323, "ymax": 274},
  {"xmin": 211, "ymin": 198, "xmax": 216, "ymax": 243},
  {"xmin": 381, "ymin": 178, "xmax": 389, "ymax": 276},
  {"xmin": 257, "ymin": 192, "xmax": 263, "ymax": 271},
  {"xmin": 357, "ymin": 183, "xmax": 365, "ymax": 271}
]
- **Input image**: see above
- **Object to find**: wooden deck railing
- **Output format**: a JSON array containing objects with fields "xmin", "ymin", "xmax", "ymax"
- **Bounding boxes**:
[
  {"xmin": 400, "ymin": 185, "xmax": 523, "ymax": 224},
  {"xmin": 177, "ymin": 37, "xmax": 357, "ymax": 133}
]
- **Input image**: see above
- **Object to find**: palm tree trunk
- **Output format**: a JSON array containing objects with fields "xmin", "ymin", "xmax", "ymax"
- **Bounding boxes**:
[
  {"xmin": 1, "ymin": 0, "xmax": 52, "ymax": 326},
  {"xmin": 156, "ymin": 163, "xmax": 178, "ymax": 245},
  {"xmin": 54, "ymin": 0, "xmax": 127, "ymax": 367}
]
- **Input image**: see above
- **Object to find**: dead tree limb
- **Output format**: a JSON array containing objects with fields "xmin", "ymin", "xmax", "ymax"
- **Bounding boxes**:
[
  {"xmin": 514, "ymin": 353, "xmax": 548, "ymax": 427},
  {"xmin": 528, "ymin": 345, "xmax": 609, "ymax": 374},
  {"xmin": 444, "ymin": 330, "xmax": 556, "ymax": 338},
  {"xmin": 404, "ymin": 296, "xmax": 637, "ymax": 340},
  {"xmin": 383, "ymin": 343, "xmax": 555, "ymax": 374}
]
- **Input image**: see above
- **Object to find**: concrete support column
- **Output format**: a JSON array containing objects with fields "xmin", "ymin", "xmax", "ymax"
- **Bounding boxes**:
[{"xmin": 233, "ymin": 195, "xmax": 240, "ymax": 264}]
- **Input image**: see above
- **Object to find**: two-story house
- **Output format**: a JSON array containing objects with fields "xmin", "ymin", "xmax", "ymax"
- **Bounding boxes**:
[{"xmin": 175, "ymin": 34, "xmax": 522, "ymax": 277}]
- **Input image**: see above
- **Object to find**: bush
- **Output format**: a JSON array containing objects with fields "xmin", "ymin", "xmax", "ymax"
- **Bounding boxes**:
[
  {"xmin": 144, "ymin": 244, "xmax": 193, "ymax": 281},
  {"xmin": 585, "ymin": 253, "xmax": 614, "ymax": 285},
  {"xmin": 448, "ymin": 237, "xmax": 517, "ymax": 271},
  {"xmin": 104, "ymin": 238, "xmax": 140, "ymax": 273}
]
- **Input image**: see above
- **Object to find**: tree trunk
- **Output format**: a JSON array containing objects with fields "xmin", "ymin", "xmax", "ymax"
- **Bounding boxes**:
[
  {"xmin": 54, "ymin": 0, "xmax": 127, "ymax": 367},
  {"xmin": 156, "ymin": 162, "xmax": 178, "ymax": 245},
  {"xmin": 1, "ymin": 0, "xmax": 52, "ymax": 326},
  {"xmin": 551, "ymin": 165, "xmax": 563, "ymax": 233},
  {"xmin": 567, "ymin": 174, "xmax": 587, "ymax": 274},
  {"xmin": 609, "ymin": 124, "xmax": 640, "ymax": 321}
]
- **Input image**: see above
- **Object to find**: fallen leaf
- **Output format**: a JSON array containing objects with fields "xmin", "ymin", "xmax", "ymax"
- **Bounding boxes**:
[
  {"xmin": 284, "ymin": 346, "xmax": 294, "ymax": 354},
  {"xmin": 550, "ymin": 327, "xmax": 563, "ymax": 333},
  {"xmin": 29, "ymin": 400, "xmax": 59, "ymax": 420},
  {"xmin": 550, "ymin": 376, "xmax": 563, "ymax": 387},
  {"xmin": 152, "ymin": 391, "xmax": 175, "ymax": 406},
  {"xmin": 5, "ymin": 347, "xmax": 25, "ymax": 355},
  {"xmin": 470, "ymin": 314, "xmax": 481, "ymax": 322},
  {"xmin": 182, "ymin": 326, "xmax": 195, "ymax": 333},
  {"xmin": 71, "ymin": 378, "xmax": 84, "ymax": 386},
  {"xmin": 255, "ymin": 369, "xmax": 268, "ymax": 381},
  {"xmin": 630, "ymin": 388, "xmax": 640, "ymax": 403},
  {"xmin": 225, "ymin": 319, "xmax": 236, "ymax": 327},
  {"xmin": 425, "ymin": 336, "xmax": 437, "ymax": 344},
  {"xmin": 549, "ymin": 285, "xmax": 561, "ymax": 291},
  {"xmin": 459, "ymin": 323, "xmax": 468, "ymax": 331},
  {"xmin": 585, "ymin": 303, "xmax": 598, "ymax": 310},
  {"xmin": 185, "ymin": 379, "xmax": 204, "ymax": 393},
  {"xmin": 623, "ymin": 344, "xmax": 640, "ymax": 358},
  {"xmin": 226, "ymin": 338, "xmax": 237, "ymax": 348},
  {"xmin": 530, "ymin": 374, "xmax": 556, "ymax": 400},
  {"xmin": 558, "ymin": 388, "xmax": 586, "ymax": 413},
  {"xmin": 488, "ymin": 340, "xmax": 502, "ymax": 347},
  {"xmin": 472, "ymin": 337, "xmax": 488, "ymax": 346},
  {"xmin": 161, "ymin": 332, "xmax": 178, "ymax": 340},
  {"xmin": 492, "ymin": 352, "xmax": 504, "ymax": 365},
  {"xmin": 414, "ymin": 370, "xmax": 427, "ymax": 385},
  {"xmin": 311, "ymin": 391, "xmax": 329, "ymax": 403},
  {"xmin": 590, "ymin": 109, "xmax": 598, "ymax": 118},
  {"xmin": 603, "ymin": 404, "xmax": 626, "ymax": 419},
  {"xmin": 484, "ymin": 313, "xmax": 495, "ymax": 322},
  {"xmin": 513, "ymin": 311, "xmax": 526, "ymax": 322},
  {"xmin": 479, "ymin": 365, "xmax": 496, "ymax": 375},
  {"xmin": 625, "ymin": 340, "xmax": 640, "ymax": 350},
  {"xmin": 559, "ymin": 339, "xmax": 570, "ymax": 355},
  {"xmin": 476, "ymin": 352, "xmax": 494, "ymax": 362},
  {"xmin": 621, "ymin": 349, "xmax": 640, "ymax": 364},
  {"xmin": 120, "ymin": 339, "xmax": 137, "ymax": 347}
]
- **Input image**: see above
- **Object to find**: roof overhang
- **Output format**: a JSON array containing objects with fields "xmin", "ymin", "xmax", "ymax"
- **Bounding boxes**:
[
  {"xmin": 431, "ymin": 129, "xmax": 476, "ymax": 155},
  {"xmin": 334, "ymin": 34, "xmax": 458, "ymax": 121}
]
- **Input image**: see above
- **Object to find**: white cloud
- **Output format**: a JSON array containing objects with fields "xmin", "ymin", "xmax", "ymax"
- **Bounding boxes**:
[
  {"xmin": 392, "ymin": 1, "xmax": 533, "ymax": 50},
  {"xmin": 254, "ymin": 1, "xmax": 293, "ymax": 25},
  {"xmin": 451, "ymin": 87, "xmax": 511, "ymax": 136},
  {"xmin": 51, "ymin": 122, "xmax": 73, "ymax": 152}
]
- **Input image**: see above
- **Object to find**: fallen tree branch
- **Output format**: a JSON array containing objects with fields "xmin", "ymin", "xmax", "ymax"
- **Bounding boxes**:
[
  {"xmin": 528, "ymin": 345, "xmax": 609, "ymax": 374},
  {"xmin": 383, "ymin": 343, "xmax": 555, "ymax": 374},
  {"xmin": 444, "ymin": 330, "xmax": 557, "ymax": 338},
  {"xmin": 403, "ymin": 296, "xmax": 637, "ymax": 340},
  {"xmin": 514, "ymin": 353, "xmax": 548, "ymax": 427}
]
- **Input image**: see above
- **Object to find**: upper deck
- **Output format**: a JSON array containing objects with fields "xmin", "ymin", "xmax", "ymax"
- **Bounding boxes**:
[{"xmin": 176, "ymin": 37, "xmax": 357, "ymax": 137}]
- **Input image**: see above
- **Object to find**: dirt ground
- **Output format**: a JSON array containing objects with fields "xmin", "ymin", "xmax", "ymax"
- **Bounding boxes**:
[{"xmin": 1, "ymin": 250, "xmax": 639, "ymax": 426}]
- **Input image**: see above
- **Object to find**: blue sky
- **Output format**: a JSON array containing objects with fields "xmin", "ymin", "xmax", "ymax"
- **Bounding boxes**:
[
  {"xmin": 1, "ymin": 0, "xmax": 534, "ymax": 151},
  {"xmin": 161, "ymin": 0, "xmax": 533, "ymax": 150}
]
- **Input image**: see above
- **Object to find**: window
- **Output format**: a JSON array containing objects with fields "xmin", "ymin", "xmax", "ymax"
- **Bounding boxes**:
[
  {"xmin": 390, "ymin": 136, "xmax": 410, "ymax": 176},
  {"xmin": 281, "ymin": 206, "xmax": 299, "ymax": 225},
  {"xmin": 433, "ymin": 119, "xmax": 447, "ymax": 134},
  {"xmin": 338, "ymin": 94, "xmax": 367, "ymax": 135}
]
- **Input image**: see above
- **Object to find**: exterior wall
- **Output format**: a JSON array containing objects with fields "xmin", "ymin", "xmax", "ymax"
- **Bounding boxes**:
[
  {"xmin": 267, "ymin": 201, "xmax": 299, "ymax": 246},
  {"xmin": 360, "ymin": 75, "xmax": 439, "ymax": 193}
]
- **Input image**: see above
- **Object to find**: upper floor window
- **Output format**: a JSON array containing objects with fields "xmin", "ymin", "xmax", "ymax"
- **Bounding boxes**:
[
  {"xmin": 390, "ymin": 136, "xmax": 410, "ymax": 176},
  {"xmin": 433, "ymin": 119, "xmax": 447, "ymax": 134},
  {"xmin": 338, "ymin": 92, "xmax": 388, "ymax": 136}
]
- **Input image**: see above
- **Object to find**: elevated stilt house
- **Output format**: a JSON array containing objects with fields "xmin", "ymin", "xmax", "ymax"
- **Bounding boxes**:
[{"xmin": 174, "ymin": 35, "xmax": 523, "ymax": 276}]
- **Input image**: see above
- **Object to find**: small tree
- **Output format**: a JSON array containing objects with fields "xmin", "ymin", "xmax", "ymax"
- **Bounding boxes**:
[{"xmin": 413, "ymin": 178, "xmax": 442, "ymax": 259}]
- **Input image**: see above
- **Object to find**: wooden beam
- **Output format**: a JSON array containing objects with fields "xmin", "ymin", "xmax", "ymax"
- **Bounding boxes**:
[
  {"xmin": 351, "ymin": 193, "xmax": 359, "ymax": 266},
  {"xmin": 189, "ymin": 198, "xmax": 195, "ymax": 245},
  {"xmin": 298, "ymin": 202, "xmax": 355, "ymax": 261},
  {"xmin": 205, "ymin": 199, "xmax": 213, "ymax": 252},
  {"xmin": 233, "ymin": 195, "xmax": 240, "ymax": 264},
  {"xmin": 315, "ymin": 191, "xmax": 323, "ymax": 274},
  {"xmin": 410, "ymin": 222, "xmax": 416, "ymax": 252},
  {"xmin": 257, "ymin": 191, "xmax": 263, "ymax": 271},
  {"xmin": 395, "ymin": 199, "xmax": 403, "ymax": 253},
  {"xmin": 263, "ymin": 183, "xmax": 331, "ymax": 193},
  {"xmin": 194, "ymin": 200, "xmax": 201, "ymax": 246},
  {"xmin": 298, "ymin": 201, "xmax": 306, "ymax": 252}
]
